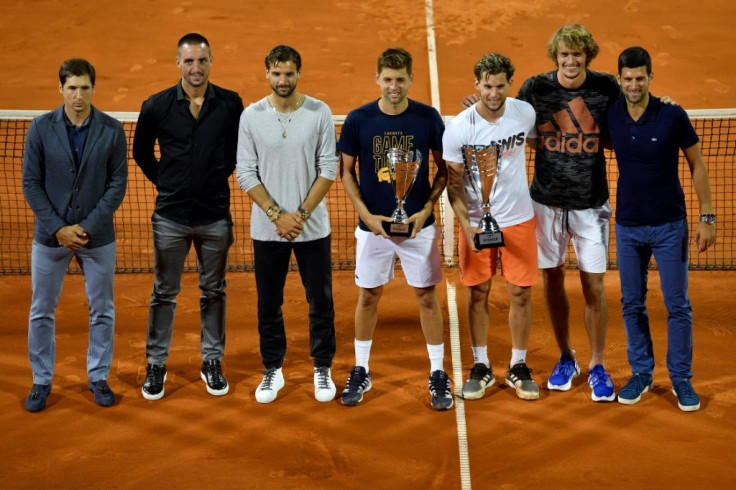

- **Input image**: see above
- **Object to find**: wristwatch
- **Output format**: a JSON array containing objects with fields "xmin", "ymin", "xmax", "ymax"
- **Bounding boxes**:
[
  {"xmin": 266, "ymin": 204, "xmax": 282, "ymax": 222},
  {"xmin": 699, "ymin": 213, "xmax": 716, "ymax": 225},
  {"xmin": 298, "ymin": 206, "xmax": 311, "ymax": 221}
]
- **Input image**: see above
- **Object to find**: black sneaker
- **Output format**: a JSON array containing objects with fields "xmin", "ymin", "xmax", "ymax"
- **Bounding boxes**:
[
  {"xmin": 429, "ymin": 370, "xmax": 454, "ymax": 411},
  {"xmin": 462, "ymin": 363, "xmax": 495, "ymax": 400},
  {"xmin": 142, "ymin": 363, "xmax": 167, "ymax": 401},
  {"xmin": 341, "ymin": 366, "xmax": 372, "ymax": 406},
  {"xmin": 505, "ymin": 362, "xmax": 539, "ymax": 400},
  {"xmin": 26, "ymin": 383, "xmax": 51, "ymax": 412},
  {"xmin": 89, "ymin": 379, "xmax": 115, "ymax": 407},
  {"xmin": 201, "ymin": 359, "xmax": 229, "ymax": 396}
]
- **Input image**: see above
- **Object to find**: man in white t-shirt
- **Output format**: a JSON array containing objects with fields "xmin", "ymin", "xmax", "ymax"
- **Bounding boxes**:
[{"xmin": 444, "ymin": 52, "xmax": 540, "ymax": 401}]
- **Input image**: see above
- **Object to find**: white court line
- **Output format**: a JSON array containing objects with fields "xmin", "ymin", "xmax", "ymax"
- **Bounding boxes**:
[
  {"xmin": 445, "ymin": 278, "xmax": 472, "ymax": 490},
  {"xmin": 423, "ymin": 0, "xmax": 456, "ymax": 264},
  {"xmin": 425, "ymin": 3, "xmax": 470, "ymax": 488}
]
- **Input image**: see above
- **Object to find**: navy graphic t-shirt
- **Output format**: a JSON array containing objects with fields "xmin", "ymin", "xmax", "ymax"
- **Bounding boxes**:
[
  {"xmin": 338, "ymin": 99, "xmax": 444, "ymax": 231},
  {"xmin": 518, "ymin": 70, "xmax": 620, "ymax": 209}
]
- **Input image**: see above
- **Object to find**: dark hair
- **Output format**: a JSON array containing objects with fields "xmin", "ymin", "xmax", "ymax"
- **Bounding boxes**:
[
  {"xmin": 377, "ymin": 48, "xmax": 412, "ymax": 75},
  {"xmin": 618, "ymin": 46, "xmax": 652, "ymax": 75},
  {"xmin": 547, "ymin": 24, "xmax": 599, "ymax": 67},
  {"xmin": 178, "ymin": 33, "xmax": 210, "ymax": 53},
  {"xmin": 265, "ymin": 45, "xmax": 302, "ymax": 72},
  {"xmin": 474, "ymin": 52, "xmax": 514, "ymax": 82},
  {"xmin": 58, "ymin": 58, "xmax": 96, "ymax": 86}
]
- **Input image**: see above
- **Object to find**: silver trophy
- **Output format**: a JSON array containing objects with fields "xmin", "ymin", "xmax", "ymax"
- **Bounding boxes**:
[
  {"xmin": 383, "ymin": 147, "xmax": 422, "ymax": 237},
  {"xmin": 463, "ymin": 144, "xmax": 504, "ymax": 248}
]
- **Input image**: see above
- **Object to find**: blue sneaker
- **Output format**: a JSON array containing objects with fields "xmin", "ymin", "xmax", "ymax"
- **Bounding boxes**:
[
  {"xmin": 89, "ymin": 380, "xmax": 115, "ymax": 407},
  {"xmin": 617, "ymin": 373, "xmax": 653, "ymax": 405},
  {"xmin": 26, "ymin": 383, "xmax": 51, "ymax": 412},
  {"xmin": 547, "ymin": 352, "xmax": 580, "ymax": 391},
  {"xmin": 672, "ymin": 379, "xmax": 700, "ymax": 412},
  {"xmin": 588, "ymin": 365, "xmax": 615, "ymax": 402}
]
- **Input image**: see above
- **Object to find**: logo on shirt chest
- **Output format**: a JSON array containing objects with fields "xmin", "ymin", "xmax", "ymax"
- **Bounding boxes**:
[{"xmin": 538, "ymin": 96, "xmax": 600, "ymax": 154}]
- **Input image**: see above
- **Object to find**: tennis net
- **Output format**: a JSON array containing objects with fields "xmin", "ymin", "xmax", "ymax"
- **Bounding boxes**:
[{"xmin": 1, "ymin": 109, "xmax": 734, "ymax": 274}]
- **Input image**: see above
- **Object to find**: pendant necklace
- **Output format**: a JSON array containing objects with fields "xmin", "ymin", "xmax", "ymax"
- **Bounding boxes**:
[{"xmin": 270, "ymin": 94, "xmax": 304, "ymax": 138}]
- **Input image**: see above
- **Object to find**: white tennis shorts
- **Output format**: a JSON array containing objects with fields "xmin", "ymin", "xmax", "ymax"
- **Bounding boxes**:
[
  {"xmin": 354, "ymin": 223, "xmax": 443, "ymax": 288},
  {"xmin": 533, "ymin": 201, "xmax": 611, "ymax": 273}
]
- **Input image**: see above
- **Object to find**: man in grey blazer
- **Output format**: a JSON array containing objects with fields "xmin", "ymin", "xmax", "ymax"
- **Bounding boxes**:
[{"xmin": 22, "ymin": 58, "xmax": 128, "ymax": 412}]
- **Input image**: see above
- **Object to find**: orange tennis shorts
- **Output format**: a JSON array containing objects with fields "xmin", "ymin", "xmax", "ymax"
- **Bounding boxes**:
[{"xmin": 458, "ymin": 217, "xmax": 539, "ymax": 287}]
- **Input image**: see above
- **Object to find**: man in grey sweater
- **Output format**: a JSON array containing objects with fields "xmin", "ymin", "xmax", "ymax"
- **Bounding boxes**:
[{"xmin": 236, "ymin": 45, "xmax": 338, "ymax": 404}]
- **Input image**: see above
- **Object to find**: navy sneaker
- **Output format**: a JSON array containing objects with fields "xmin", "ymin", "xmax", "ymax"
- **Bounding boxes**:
[
  {"xmin": 672, "ymin": 379, "xmax": 700, "ymax": 412},
  {"xmin": 547, "ymin": 352, "xmax": 580, "ymax": 391},
  {"xmin": 89, "ymin": 380, "xmax": 115, "ymax": 407},
  {"xmin": 341, "ymin": 366, "xmax": 372, "ymax": 406},
  {"xmin": 201, "ymin": 359, "xmax": 229, "ymax": 396},
  {"xmin": 429, "ymin": 370, "xmax": 454, "ymax": 411},
  {"xmin": 26, "ymin": 383, "xmax": 51, "ymax": 412},
  {"xmin": 617, "ymin": 373, "xmax": 653, "ymax": 405},
  {"xmin": 142, "ymin": 363, "xmax": 167, "ymax": 401},
  {"xmin": 588, "ymin": 365, "xmax": 615, "ymax": 402}
]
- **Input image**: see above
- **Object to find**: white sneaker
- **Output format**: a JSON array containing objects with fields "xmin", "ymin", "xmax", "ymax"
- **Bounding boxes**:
[
  {"xmin": 255, "ymin": 367, "xmax": 284, "ymax": 404},
  {"xmin": 314, "ymin": 366, "xmax": 336, "ymax": 402}
]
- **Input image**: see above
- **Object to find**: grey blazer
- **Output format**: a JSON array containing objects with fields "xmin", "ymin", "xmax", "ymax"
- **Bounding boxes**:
[{"xmin": 22, "ymin": 105, "xmax": 128, "ymax": 248}]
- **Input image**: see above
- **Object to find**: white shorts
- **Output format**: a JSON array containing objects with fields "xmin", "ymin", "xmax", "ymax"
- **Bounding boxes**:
[
  {"xmin": 533, "ymin": 201, "xmax": 611, "ymax": 273},
  {"xmin": 354, "ymin": 223, "xmax": 443, "ymax": 288}
]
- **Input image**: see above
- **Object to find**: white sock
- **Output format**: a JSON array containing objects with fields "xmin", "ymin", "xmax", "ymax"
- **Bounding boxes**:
[
  {"xmin": 427, "ymin": 343, "xmax": 445, "ymax": 373},
  {"xmin": 354, "ymin": 339, "xmax": 373, "ymax": 372},
  {"xmin": 510, "ymin": 348, "xmax": 527, "ymax": 367},
  {"xmin": 472, "ymin": 345, "xmax": 490, "ymax": 368}
]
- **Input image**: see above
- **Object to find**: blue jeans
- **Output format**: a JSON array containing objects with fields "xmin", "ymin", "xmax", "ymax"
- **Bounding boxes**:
[
  {"xmin": 253, "ymin": 236, "xmax": 335, "ymax": 369},
  {"xmin": 146, "ymin": 213, "xmax": 233, "ymax": 364},
  {"xmin": 28, "ymin": 241, "xmax": 116, "ymax": 385},
  {"xmin": 616, "ymin": 219, "xmax": 693, "ymax": 382}
]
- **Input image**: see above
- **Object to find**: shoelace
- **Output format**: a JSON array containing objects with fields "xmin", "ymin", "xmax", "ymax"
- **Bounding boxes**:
[
  {"xmin": 674, "ymin": 381, "xmax": 695, "ymax": 398},
  {"xmin": 206, "ymin": 362, "xmax": 222, "ymax": 379},
  {"xmin": 509, "ymin": 363, "xmax": 532, "ymax": 381},
  {"xmin": 94, "ymin": 381, "xmax": 111, "ymax": 394},
  {"xmin": 261, "ymin": 369, "xmax": 277, "ymax": 390},
  {"xmin": 431, "ymin": 372, "xmax": 452, "ymax": 396},
  {"xmin": 346, "ymin": 368, "xmax": 365, "ymax": 390},
  {"xmin": 148, "ymin": 365, "xmax": 165, "ymax": 384},
  {"xmin": 315, "ymin": 367, "xmax": 331, "ymax": 389},
  {"xmin": 469, "ymin": 364, "xmax": 489, "ymax": 380},
  {"xmin": 552, "ymin": 358, "xmax": 576, "ymax": 377}
]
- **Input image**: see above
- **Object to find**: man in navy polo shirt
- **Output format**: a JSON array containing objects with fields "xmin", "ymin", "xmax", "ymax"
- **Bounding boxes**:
[{"xmin": 607, "ymin": 46, "xmax": 716, "ymax": 412}]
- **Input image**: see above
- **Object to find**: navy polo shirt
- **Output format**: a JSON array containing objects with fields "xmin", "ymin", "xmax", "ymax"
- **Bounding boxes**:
[
  {"xmin": 607, "ymin": 95, "xmax": 699, "ymax": 226},
  {"xmin": 64, "ymin": 111, "xmax": 91, "ymax": 167}
]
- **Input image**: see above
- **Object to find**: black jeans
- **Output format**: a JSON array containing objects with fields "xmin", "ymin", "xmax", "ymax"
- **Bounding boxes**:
[{"xmin": 253, "ymin": 236, "xmax": 335, "ymax": 369}]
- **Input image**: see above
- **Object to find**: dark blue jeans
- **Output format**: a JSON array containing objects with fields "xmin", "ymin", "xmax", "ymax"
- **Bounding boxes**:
[
  {"xmin": 253, "ymin": 236, "xmax": 335, "ymax": 369},
  {"xmin": 616, "ymin": 219, "xmax": 693, "ymax": 382}
]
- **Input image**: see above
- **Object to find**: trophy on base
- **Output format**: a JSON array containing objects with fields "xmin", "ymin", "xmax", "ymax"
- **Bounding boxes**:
[
  {"xmin": 382, "ymin": 147, "xmax": 422, "ymax": 237},
  {"xmin": 462, "ymin": 144, "xmax": 504, "ymax": 249}
]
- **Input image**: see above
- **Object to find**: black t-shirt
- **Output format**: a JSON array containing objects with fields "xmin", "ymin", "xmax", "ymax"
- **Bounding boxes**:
[{"xmin": 518, "ymin": 70, "xmax": 620, "ymax": 209}]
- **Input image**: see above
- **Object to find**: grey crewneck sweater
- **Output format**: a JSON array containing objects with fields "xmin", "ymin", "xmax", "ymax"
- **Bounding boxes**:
[{"xmin": 236, "ymin": 95, "xmax": 338, "ymax": 242}]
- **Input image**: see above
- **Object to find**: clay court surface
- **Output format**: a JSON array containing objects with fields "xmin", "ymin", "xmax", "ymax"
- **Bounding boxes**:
[{"xmin": 2, "ymin": 0, "xmax": 736, "ymax": 488}]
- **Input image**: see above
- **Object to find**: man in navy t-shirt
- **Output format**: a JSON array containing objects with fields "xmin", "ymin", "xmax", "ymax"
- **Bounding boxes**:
[
  {"xmin": 338, "ymin": 48, "xmax": 452, "ymax": 411},
  {"xmin": 607, "ymin": 46, "xmax": 716, "ymax": 412}
]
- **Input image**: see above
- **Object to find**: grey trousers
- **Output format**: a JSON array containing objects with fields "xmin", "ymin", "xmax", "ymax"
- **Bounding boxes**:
[
  {"xmin": 145, "ymin": 213, "xmax": 233, "ymax": 364},
  {"xmin": 28, "ymin": 241, "xmax": 116, "ymax": 385}
]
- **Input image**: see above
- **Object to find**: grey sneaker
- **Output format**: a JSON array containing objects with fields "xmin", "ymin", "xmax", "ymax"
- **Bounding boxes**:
[
  {"xmin": 505, "ymin": 362, "xmax": 539, "ymax": 400},
  {"xmin": 462, "ymin": 363, "xmax": 495, "ymax": 400}
]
